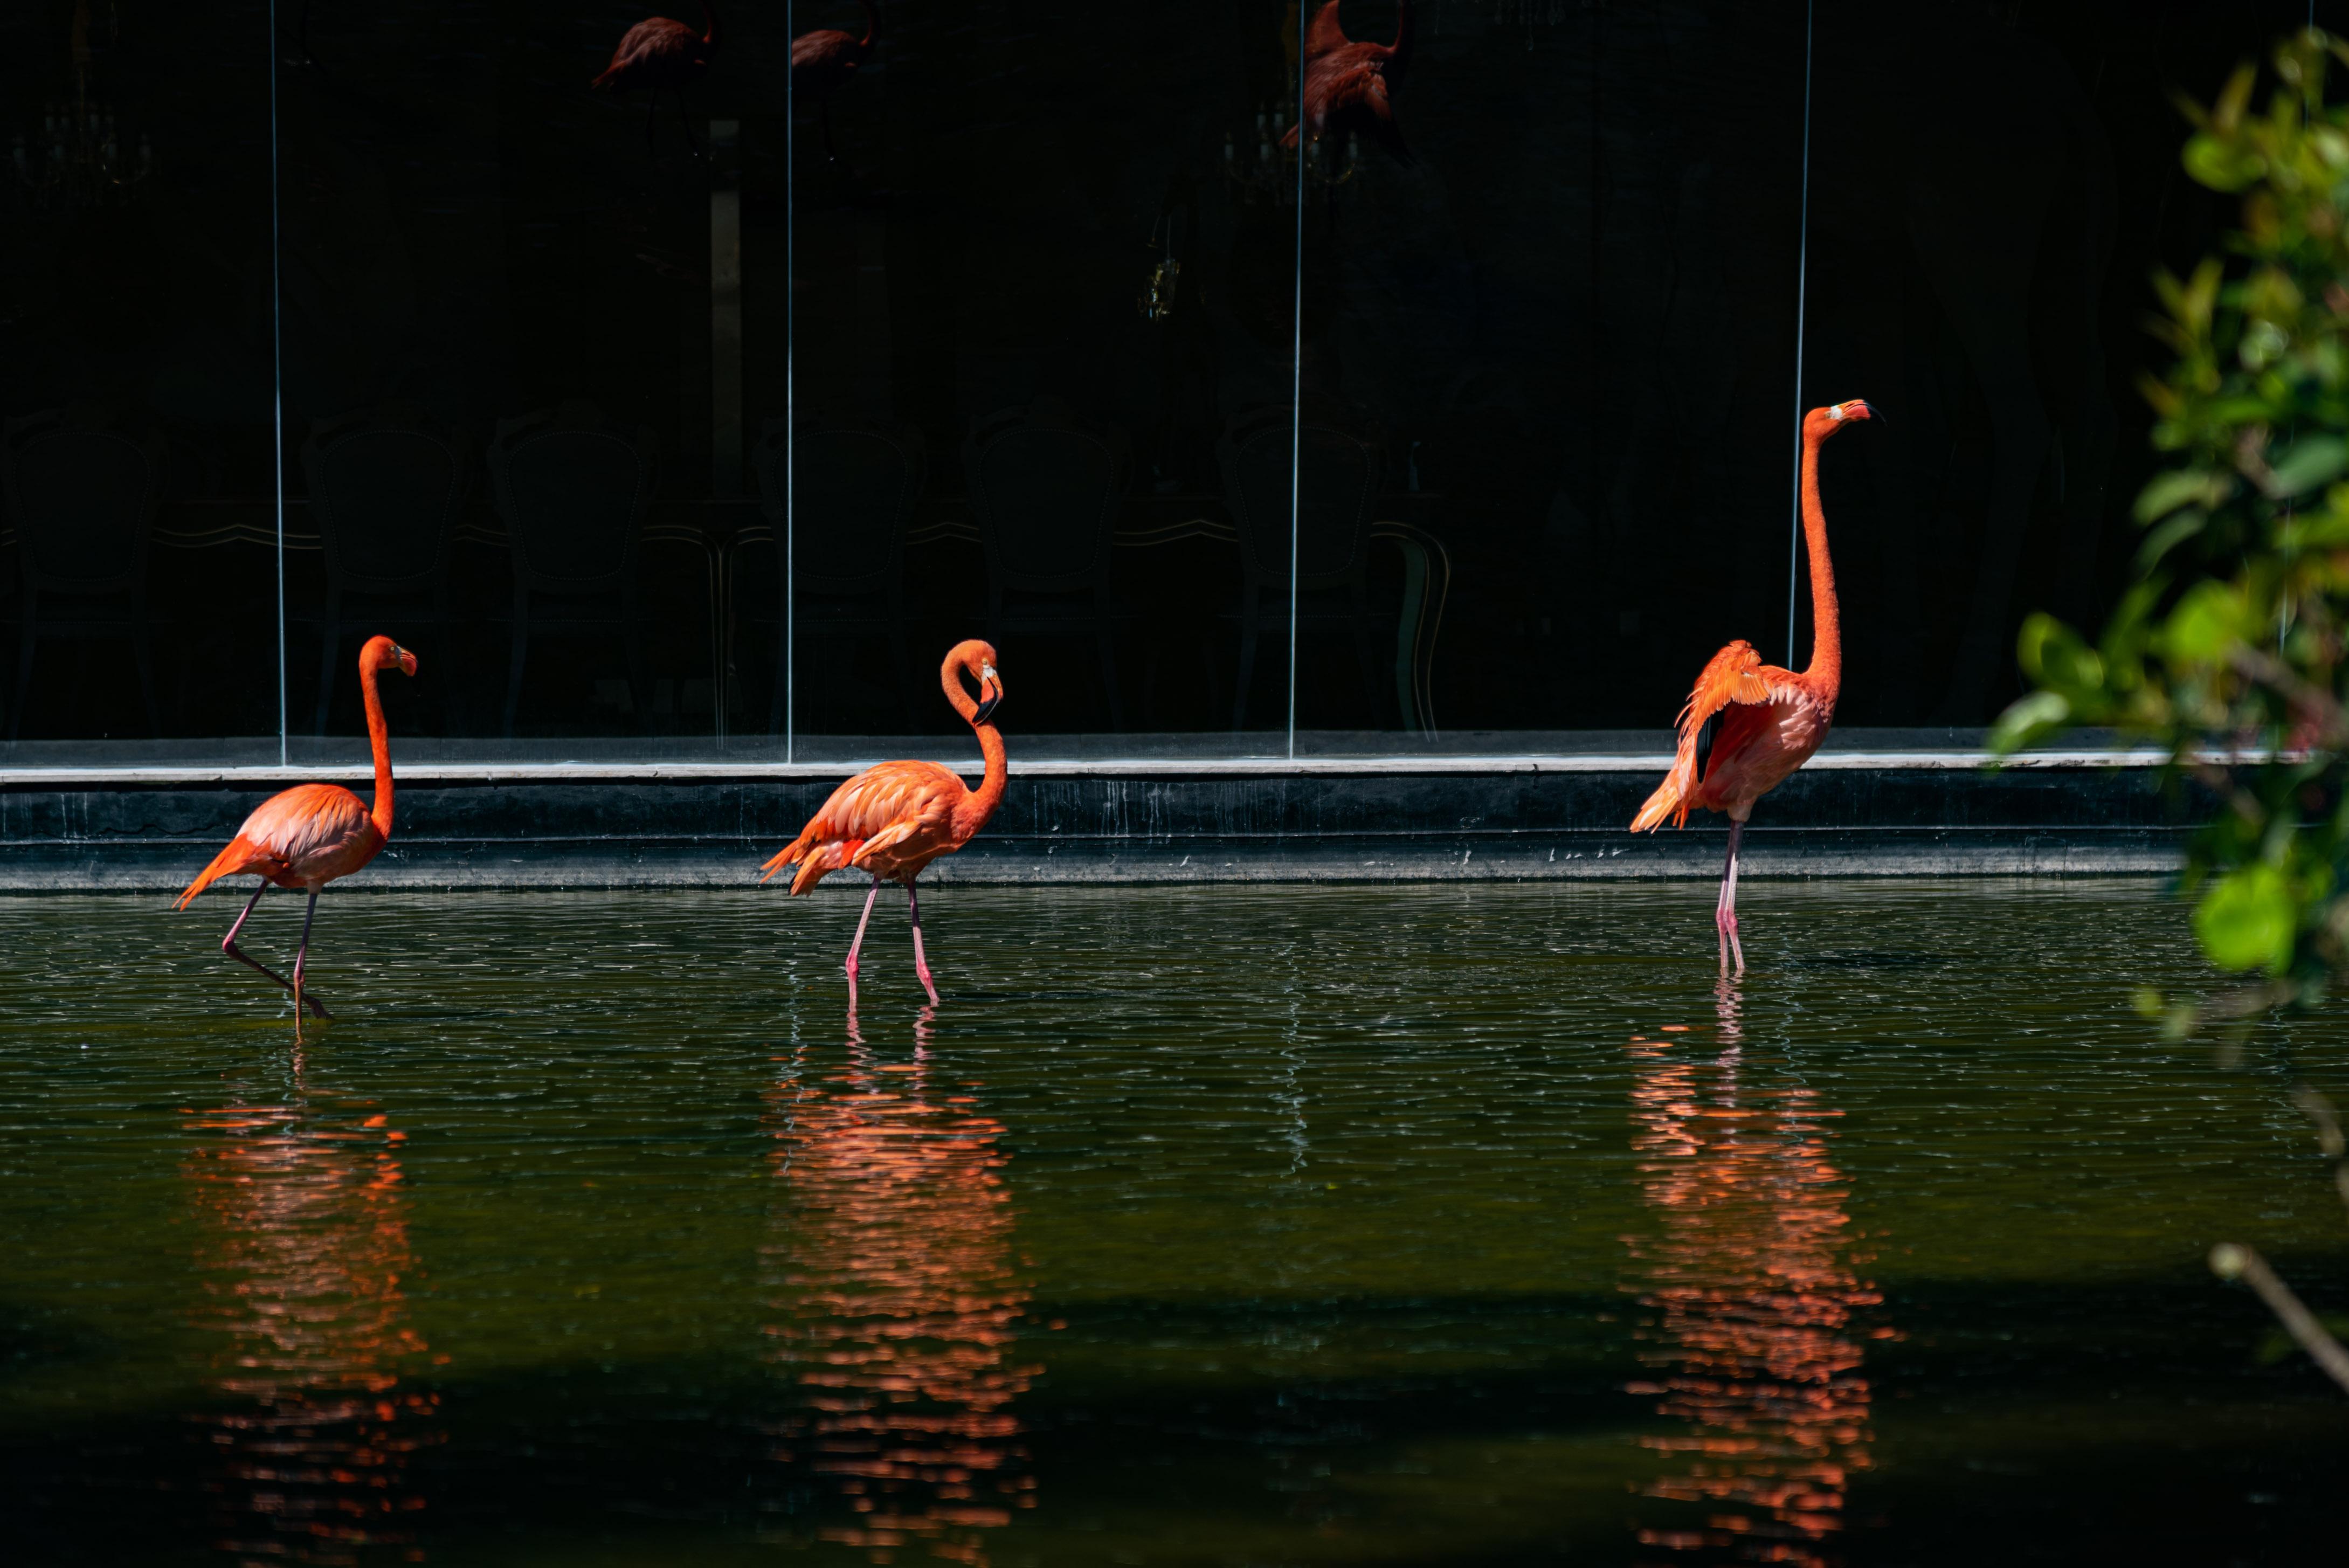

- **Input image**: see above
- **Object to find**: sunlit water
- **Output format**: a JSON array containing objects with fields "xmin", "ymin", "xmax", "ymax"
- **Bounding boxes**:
[{"xmin": 2, "ymin": 881, "xmax": 2342, "ymax": 1565}]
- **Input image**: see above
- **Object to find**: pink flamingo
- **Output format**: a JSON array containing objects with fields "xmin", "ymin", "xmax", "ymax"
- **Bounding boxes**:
[
  {"xmin": 791, "ymin": 0, "xmax": 878, "ymax": 162},
  {"xmin": 1631, "ymin": 401, "xmax": 1877, "ymax": 972},
  {"xmin": 177, "ymin": 636, "xmax": 416, "ymax": 1021},
  {"xmin": 762, "ymin": 640, "xmax": 1006, "ymax": 1005},
  {"xmin": 591, "ymin": 1, "xmax": 722, "ymax": 156},
  {"xmin": 1282, "ymin": 0, "xmax": 1412, "ymax": 162}
]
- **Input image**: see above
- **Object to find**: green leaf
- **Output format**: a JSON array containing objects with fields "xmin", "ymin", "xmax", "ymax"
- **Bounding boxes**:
[
  {"xmin": 1989, "ymin": 690, "xmax": 2071, "ymax": 755},
  {"xmin": 2265, "ymin": 433, "xmax": 2349, "ymax": 496},
  {"xmin": 2017, "ymin": 614, "xmax": 2106, "ymax": 696},
  {"xmin": 2133, "ymin": 468, "xmax": 2229, "ymax": 523},
  {"xmin": 2195, "ymin": 863, "xmax": 2298, "ymax": 974},
  {"xmin": 2163, "ymin": 581, "xmax": 2250, "ymax": 664},
  {"xmin": 2135, "ymin": 509, "xmax": 2206, "ymax": 570}
]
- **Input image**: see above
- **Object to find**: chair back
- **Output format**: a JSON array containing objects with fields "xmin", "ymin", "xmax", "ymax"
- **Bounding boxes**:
[
  {"xmin": 301, "ymin": 407, "xmax": 469, "ymax": 597},
  {"xmin": 752, "ymin": 420, "xmax": 924, "ymax": 596},
  {"xmin": 1219, "ymin": 410, "xmax": 1381, "ymax": 589},
  {"xmin": 1, "ymin": 411, "xmax": 162, "ymax": 594},
  {"xmin": 487, "ymin": 403, "xmax": 655, "ymax": 593},
  {"xmin": 963, "ymin": 405, "xmax": 1127, "ymax": 594}
]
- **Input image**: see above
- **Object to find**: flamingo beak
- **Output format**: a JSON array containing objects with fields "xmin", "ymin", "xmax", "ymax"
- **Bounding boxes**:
[
  {"xmin": 972, "ymin": 671, "xmax": 1004, "ymax": 726},
  {"xmin": 395, "ymin": 645, "xmax": 418, "ymax": 676},
  {"xmin": 1850, "ymin": 399, "xmax": 1880, "ymax": 425}
]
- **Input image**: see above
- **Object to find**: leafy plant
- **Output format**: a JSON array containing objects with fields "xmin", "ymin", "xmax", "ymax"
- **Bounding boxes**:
[{"xmin": 1991, "ymin": 27, "xmax": 2349, "ymax": 1393}]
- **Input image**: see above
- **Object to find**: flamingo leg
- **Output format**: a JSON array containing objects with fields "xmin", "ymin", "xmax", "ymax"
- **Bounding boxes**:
[
  {"xmin": 844, "ymin": 875, "xmax": 883, "ymax": 990},
  {"xmin": 222, "ymin": 881, "xmax": 301, "ymax": 998},
  {"xmin": 1715, "ymin": 819, "xmax": 1747, "ymax": 976},
  {"xmin": 288, "ymin": 890, "xmax": 330, "ymax": 1021},
  {"xmin": 907, "ymin": 879, "xmax": 939, "ymax": 1006}
]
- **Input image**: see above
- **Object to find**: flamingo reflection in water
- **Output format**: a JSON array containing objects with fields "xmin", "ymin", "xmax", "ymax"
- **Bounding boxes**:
[
  {"xmin": 1620, "ymin": 982, "xmax": 1887, "ymax": 1567},
  {"xmin": 760, "ymin": 1006, "xmax": 1037, "ymax": 1563},
  {"xmin": 182, "ymin": 1069, "xmax": 439, "ymax": 1564}
]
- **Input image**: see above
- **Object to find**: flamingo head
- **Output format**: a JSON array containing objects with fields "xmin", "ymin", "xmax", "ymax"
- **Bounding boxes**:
[
  {"xmin": 1806, "ymin": 399, "xmax": 1877, "ymax": 442},
  {"xmin": 947, "ymin": 638, "xmax": 1004, "ymax": 725},
  {"xmin": 361, "ymin": 634, "xmax": 419, "ymax": 679}
]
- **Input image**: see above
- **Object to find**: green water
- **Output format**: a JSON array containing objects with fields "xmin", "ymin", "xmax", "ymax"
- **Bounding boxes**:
[{"xmin": 2, "ymin": 881, "xmax": 2341, "ymax": 1565}]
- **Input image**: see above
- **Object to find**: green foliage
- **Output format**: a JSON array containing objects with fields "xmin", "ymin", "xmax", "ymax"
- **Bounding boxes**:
[{"xmin": 1994, "ymin": 30, "xmax": 2349, "ymax": 1019}]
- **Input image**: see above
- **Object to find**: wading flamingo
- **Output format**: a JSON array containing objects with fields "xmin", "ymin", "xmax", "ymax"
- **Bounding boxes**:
[
  {"xmin": 592, "ymin": 1, "xmax": 722, "ymax": 156},
  {"xmin": 1282, "ymin": 0, "xmax": 1412, "ymax": 162},
  {"xmin": 762, "ymin": 640, "xmax": 1006, "ymax": 1005},
  {"xmin": 791, "ymin": 0, "xmax": 876, "ymax": 162},
  {"xmin": 1631, "ymin": 400, "xmax": 1876, "ymax": 972},
  {"xmin": 177, "ymin": 636, "xmax": 417, "ymax": 1021}
]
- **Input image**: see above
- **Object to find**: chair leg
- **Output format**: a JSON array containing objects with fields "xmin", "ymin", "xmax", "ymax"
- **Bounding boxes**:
[
  {"xmin": 624, "ymin": 597, "xmax": 652, "ymax": 735},
  {"xmin": 1095, "ymin": 591, "xmax": 1123, "ymax": 731},
  {"xmin": 133, "ymin": 614, "xmax": 161, "ymax": 740},
  {"xmin": 1232, "ymin": 590, "xmax": 1259, "ymax": 731},
  {"xmin": 313, "ymin": 597, "xmax": 341, "ymax": 735},
  {"xmin": 888, "ymin": 589, "xmax": 917, "ymax": 734},
  {"xmin": 1351, "ymin": 585, "xmax": 1381, "ymax": 726},
  {"xmin": 10, "ymin": 592, "xmax": 36, "ymax": 742},
  {"xmin": 504, "ymin": 586, "xmax": 530, "ymax": 737}
]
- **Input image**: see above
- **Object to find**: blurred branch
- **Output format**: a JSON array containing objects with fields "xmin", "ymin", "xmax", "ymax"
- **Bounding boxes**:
[{"xmin": 2209, "ymin": 1243, "xmax": 2349, "ymax": 1393}]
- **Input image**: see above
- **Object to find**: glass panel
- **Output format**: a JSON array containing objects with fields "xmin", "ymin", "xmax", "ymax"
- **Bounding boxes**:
[
  {"xmin": 2, "ymin": 2, "xmax": 279, "ymax": 763},
  {"xmin": 274, "ymin": 2, "xmax": 740, "ymax": 764},
  {"xmin": 782, "ymin": 0, "xmax": 1302, "ymax": 762},
  {"xmin": 1798, "ymin": 6, "xmax": 2290, "ymax": 732},
  {"xmin": 1291, "ymin": 1, "xmax": 1809, "ymax": 753}
]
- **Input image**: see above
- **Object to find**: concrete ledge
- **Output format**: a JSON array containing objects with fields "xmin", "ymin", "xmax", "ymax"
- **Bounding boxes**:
[{"xmin": 0, "ymin": 757, "xmax": 2187, "ymax": 890}]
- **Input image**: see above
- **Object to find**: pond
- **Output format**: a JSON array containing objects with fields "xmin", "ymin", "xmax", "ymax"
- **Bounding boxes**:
[{"xmin": 3, "ymin": 880, "xmax": 2341, "ymax": 1565}]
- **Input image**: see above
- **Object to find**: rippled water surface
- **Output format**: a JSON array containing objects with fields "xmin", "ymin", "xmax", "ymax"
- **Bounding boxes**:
[{"xmin": 3, "ymin": 880, "xmax": 2344, "ymax": 1565}]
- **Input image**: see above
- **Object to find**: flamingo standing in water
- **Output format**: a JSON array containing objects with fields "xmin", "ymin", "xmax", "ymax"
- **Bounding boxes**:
[
  {"xmin": 1282, "ymin": 0, "xmax": 1412, "ymax": 162},
  {"xmin": 791, "ymin": 0, "xmax": 877, "ymax": 162},
  {"xmin": 763, "ymin": 640, "xmax": 1006, "ymax": 1005},
  {"xmin": 1631, "ymin": 400, "xmax": 1877, "ymax": 973},
  {"xmin": 592, "ymin": 1, "xmax": 722, "ymax": 156},
  {"xmin": 178, "ymin": 636, "xmax": 417, "ymax": 1021}
]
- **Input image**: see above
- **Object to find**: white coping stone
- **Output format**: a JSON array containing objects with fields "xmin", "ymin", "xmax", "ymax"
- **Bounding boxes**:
[{"xmin": 0, "ymin": 749, "xmax": 2181, "ymax": 786}]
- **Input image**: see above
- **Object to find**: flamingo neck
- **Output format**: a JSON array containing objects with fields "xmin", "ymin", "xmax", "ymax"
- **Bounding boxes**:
[
  {"xmin": 1798, "ymin": 431, "xmax": 1842, "ymax": 704},
  {"xmin": 857, "ymin": 0, "xmax": 876, "ymax": 49},
  {"xmin": 1391, "ymin": 0, "xmax": 1411, "ymax": 54},
  {"xmin": 701, "ymin": 0, "xmax": 722, "ymax": 46},
  {"xmin": 362, "ymin": 658, "xmax": 396, "ymax": 841},
  {"xmin": 958, "ymin": 722, "xmax": 1007, "ymax": 838}
]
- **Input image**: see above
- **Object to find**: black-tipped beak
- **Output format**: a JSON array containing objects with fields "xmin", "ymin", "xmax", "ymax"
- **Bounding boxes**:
[
  {"xmin": 1856, "ymin": 400, "xmax": 1883, "ymax": 427},
  {"xmin": 972, "ymin": 693, "xmax": 1002, "ymax": 726}
]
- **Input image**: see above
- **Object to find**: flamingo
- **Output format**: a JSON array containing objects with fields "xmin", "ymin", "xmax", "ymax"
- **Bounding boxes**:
[
  {"xmin": 1281, "ymin": 0, "xmax": 1412, "ymax": 163},
  {"xmin": 1631, "ymin": 400, "xmax": 1877, "ymax": 973},
  {"xmin": 791, "ymin": 0, "xmax": 877, "ymax": 162},
  {"xmin": 177, "ymin": 635, "xmax": 417, "ymax": 1021},
  {"xmin": 762, "ymin": 640, "xmax": 1006, "ymax": 1005},
  {"xmin": 591, "ymin": 1, "xmax": 722, "ymax": 156}
]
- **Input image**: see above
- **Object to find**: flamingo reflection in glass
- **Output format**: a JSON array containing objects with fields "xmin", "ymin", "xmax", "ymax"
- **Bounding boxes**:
[
  {"xmin": 592, "ymin": 1, "xmax": 722, "ymax": 156},
  {"xmin": 763, "ymin": 641, "xmax": 1007, "ymax": 1005}
]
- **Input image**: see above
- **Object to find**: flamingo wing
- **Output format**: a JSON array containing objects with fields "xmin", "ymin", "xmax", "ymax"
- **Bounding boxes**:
[
  {"xmin": 1630, "ymin": 641, "xmax": 1799, "ymax": 832},
  {"xmin": 1304, "ymin": 0, "xmax": 1351, "ymax": 58},
  {"xmin": 763, "ymin": 761, "xmax": 969, "ymax": 894},
  {"xmin": 176, "ymin": 783, "xmax": 380, "ymax": 907}
]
